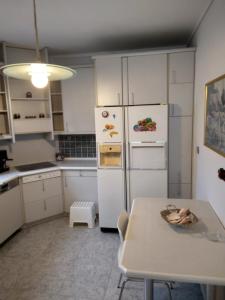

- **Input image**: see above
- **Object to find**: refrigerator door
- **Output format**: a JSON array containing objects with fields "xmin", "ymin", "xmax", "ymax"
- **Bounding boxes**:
[
  {"xmin": 129, "ymin": 142, "xmax": 167, "ymax": 170},
  {"xmin": 97, "ymin": 169, "xmax": 125, "ymax": 228},
  {"xmin": 95, "ymin": 107, "xmax": 124, "ymax": 143},
  {"xmin": 127, "ymin": 105, "xmax": 168, "ymax": 142}
]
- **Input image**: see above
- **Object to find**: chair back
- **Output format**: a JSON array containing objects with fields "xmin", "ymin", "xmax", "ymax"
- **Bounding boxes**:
[{"xmin": 117, "ymin": 211, "xmax": 129, "ymax": 243}]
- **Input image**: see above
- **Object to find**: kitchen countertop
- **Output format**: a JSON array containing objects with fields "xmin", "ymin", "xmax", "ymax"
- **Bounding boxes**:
[{"xmin": 0, "ymin": 159, "xmax": 97, "ymax": 185}]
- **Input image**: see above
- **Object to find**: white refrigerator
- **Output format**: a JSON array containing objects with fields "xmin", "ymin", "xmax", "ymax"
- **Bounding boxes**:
[{"xmin": 95, "ymin": 105, "xmax": 168, "ymax": 229}]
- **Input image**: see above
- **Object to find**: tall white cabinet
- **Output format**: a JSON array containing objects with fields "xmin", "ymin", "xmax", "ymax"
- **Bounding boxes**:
[
  {"xmin": 168, "ymin": 51, "xmax": 195, "ymax": 199},
  {"xmin": 94, "ymin": 48, "xmax": 195, "ymax": 200}
]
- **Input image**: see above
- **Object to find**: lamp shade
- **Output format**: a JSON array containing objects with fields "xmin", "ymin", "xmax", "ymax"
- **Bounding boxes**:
[{"xmin": 1, "ymin": 63, "xmax": 76, "ymax": 81}]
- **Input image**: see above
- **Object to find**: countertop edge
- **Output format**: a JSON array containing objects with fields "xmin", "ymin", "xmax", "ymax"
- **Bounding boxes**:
[{"xmin": 0, "ymin": 163, "xmax": 98, "ymax": 185}]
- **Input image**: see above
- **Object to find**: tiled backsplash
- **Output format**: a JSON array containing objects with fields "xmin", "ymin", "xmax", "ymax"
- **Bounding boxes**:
[{"xmin": 57, "ymin": 135, "xmax": 96, "ymax": 158}]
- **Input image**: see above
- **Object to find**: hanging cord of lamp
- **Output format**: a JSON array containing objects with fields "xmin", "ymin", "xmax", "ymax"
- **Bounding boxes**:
[{"xmin": 1, "ymin": 0, "xmax": 76, "ymax": 89}]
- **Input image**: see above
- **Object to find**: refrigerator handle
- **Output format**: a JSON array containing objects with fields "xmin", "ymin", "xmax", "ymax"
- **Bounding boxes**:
[
  {"xmin": 131, "ymin": 92, "xmax": 135, "ymax": 105},
  {"xmin": 129, "ymin": 141, "xmax": 166, "ymax": 148}
]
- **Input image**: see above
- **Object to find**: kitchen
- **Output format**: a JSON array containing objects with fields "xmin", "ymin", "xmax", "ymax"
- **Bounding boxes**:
[{"xmin": 0, "ymin": 0, "xmax": 225, "ymax": 299}]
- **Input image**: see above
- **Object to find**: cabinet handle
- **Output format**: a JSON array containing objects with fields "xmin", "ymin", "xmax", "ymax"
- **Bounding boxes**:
[
  {"xmin": 172, "ymin": 70, "xmax": 176, "ymax": 84},
  {"xmin": 117, "ymin": 93, "xmax": 121, "ymax": 105},
  {"xmin": 44, "ymin": 199, "xmax": 47, "ymax": 211},
  {"xmin": 131, "ymin": 92, "xmax": 134, "ymax": 105},
  {"xmin": 170, "ymin": 104, "xmax": 174, "ymax": 116},
  {"xmin": 65, "ymin": 177, "xmax": 67, "ymax": 187},
  {"xmin": 42, "ymin": 181, "xmax": 45, "ymax": 192}
]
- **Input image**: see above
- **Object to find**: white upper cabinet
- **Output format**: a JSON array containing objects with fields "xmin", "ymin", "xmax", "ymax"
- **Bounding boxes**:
[
  {"xmin": 169, "ymin": 52, "xmax": 195, "ymax": 84},
  {"xmin": 127, "ymin": 54, "xmax": 167, "ymax": 105},
  {"xmin": 62, "ymin": 67, "xmax": 95, "ymax": 133},
  {"xmin": 169, "ymin": 83, "xmax": 193, "ymax": 116},
  {"xmin": 95, "ymin": 57, "xmax": 122, "ymax": 106}
]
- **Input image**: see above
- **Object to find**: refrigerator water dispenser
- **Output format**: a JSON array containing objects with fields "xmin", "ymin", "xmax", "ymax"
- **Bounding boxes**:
[{"xmin": 99, "ymin": 144, "xmax": 122, "ymax": 168}]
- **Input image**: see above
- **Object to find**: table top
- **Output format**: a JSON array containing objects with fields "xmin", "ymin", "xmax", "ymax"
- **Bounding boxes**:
[{"xmin": 119, "ymin": 198, "xmax": 225, "ymax": 286}]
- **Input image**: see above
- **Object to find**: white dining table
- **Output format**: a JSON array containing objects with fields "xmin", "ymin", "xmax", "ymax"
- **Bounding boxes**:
[{"xmin": 119, "ymin": 197, "xmax": 225, "ymax": 300}]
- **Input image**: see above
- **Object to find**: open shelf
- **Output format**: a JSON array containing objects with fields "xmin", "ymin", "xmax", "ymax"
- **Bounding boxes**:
[{"xmin": 50, "ymin": 81, "xmax": 64, "ymax": 132}]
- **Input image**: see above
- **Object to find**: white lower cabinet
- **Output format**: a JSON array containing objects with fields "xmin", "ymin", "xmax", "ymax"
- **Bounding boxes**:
[
  {"xmin": 63, "ymin": 170, "xmax": 98, "ymax": 213},
  {"xmin": 23, "ymin": 173, "xmax": 63, "ymax": 223}
]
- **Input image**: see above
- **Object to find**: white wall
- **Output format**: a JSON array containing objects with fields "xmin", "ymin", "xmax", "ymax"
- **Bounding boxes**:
[
  {"xmin": 192, "ymin": 0, "xmax": 225, "ymax": 225},
  {"xmin": 0, "ymin": 135, "xmax": 56, "ymax": 167}
]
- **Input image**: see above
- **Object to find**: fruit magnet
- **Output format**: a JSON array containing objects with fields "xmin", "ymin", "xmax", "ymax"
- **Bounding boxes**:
[{"xmin": 133, "ymin": 117, "xmax": 157, "ymax": 132}]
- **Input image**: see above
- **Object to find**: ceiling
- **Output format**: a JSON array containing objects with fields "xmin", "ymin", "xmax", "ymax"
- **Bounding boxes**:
[{"xmin": 0, "ymin": 0, "xmax": 212, "ymax": 55}]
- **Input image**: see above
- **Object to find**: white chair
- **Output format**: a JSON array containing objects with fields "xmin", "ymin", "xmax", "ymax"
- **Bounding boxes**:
[{"xmin": 117, "ymin": 211, "xmax": 172, "ymax": 300}]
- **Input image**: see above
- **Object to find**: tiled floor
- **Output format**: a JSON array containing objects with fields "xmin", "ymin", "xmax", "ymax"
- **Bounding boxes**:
[{"xmin": 0, "ymin": 217, "xmax": 203, "ymax": 300}]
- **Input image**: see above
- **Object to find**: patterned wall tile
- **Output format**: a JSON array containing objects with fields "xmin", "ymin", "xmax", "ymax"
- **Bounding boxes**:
[{"xmin": 57, "ymin": 134, "xmax": 96, "ymax": 158}]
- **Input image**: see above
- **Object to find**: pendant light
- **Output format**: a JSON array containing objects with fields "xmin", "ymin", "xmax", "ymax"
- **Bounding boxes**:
[{"xmin": 0, "ymin": 0, "xmax": 76, "ymax": 88}]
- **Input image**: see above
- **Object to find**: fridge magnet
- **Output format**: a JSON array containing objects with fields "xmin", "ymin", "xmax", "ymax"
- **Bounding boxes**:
[
  {"xmin": 109, "ymin": 131, "xmax": 118, "ymax": 138},
  {"xmin": 102, "ymin": 111, "xmax": 109, "ymax": 118},
  {"xmin": 205, "ymin": 74, "xmax": 225, "ymax": 157},
  {"xmin": 133, "ymin": 117, "xmax": 157, "ymax": 132},
  {"xmin": 103, "ymin": 124, "xmax": 114, "ymax": 131}
]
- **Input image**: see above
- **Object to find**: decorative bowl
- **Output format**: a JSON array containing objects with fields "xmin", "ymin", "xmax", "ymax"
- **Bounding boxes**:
[{"xmin": 160, "ymin": 204, "xmax": 198, "ymax": 226}]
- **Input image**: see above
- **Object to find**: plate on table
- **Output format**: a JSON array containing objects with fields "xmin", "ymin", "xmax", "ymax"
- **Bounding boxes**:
[{"xmin": 160, "ymin": 204, "xmax": 198, "ymax": 226}]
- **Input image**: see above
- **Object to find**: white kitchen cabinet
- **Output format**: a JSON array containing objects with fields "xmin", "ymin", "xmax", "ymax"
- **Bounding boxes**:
[
  {"xmin": 63, "ymin": 170, "xmax": 98, "ymax": 213},
  {"xmin": 169, "ymin": 116, "xmax": 192, "ymax": 185},
  {"xmin": 127, "ymin": 54, "xmax": 167, "ymax": 105},
  {"xmin": 62, "ymin": 67, "xmax": 95, "ymax": 133},
  {"xmin": 0, "ymin": 180, "xmax": 24, "ymax": 244},
  {"xmin": 169, "ymin": 52, "xmax": 195, "ymax": 84},
  {"xmin": 169, "ymin": 83, "xmax": 193, "ymax": 116},
  {"xmin": 23, "ymin": 173, "xmax": 63, "ymax": 223},
  {"xmin": 169, "ymin": 183, "xmax": 192, "ymax": 199},
  {"xmin": 95, "ymin": 57, "xmax": 122, "ymax": 106}
]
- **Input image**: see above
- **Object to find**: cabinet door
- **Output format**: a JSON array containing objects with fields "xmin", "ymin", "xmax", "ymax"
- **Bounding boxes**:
[
  {"xmin": 45, "ymin": 196, "xmax": 63, "ymax": 218},
  {"xmin": 23, "ymin": 180, "xmax": 45, "ymax": 223},
  {"xmin": 128, "ymin": 54, "xmax": 167, "ymax": 105},
  {"xmin": 169, "ymin": 83, "xmax": 193, "ymax": 116},
  {"xmin": 0, "ymin": 185, "xmax": 23, "ymax": 244},
  {"xmin": 169, "ymin": 116, "xmax": 192, "ymax": 184},
  {"xmin": 169, "ymin": 183, "xmax": 192, "ymax": 199},
  {"xmin": 62, "ymin": 67, "xmax": 95, "ymax": 133},
  {"xmin": 64, "ymin": 171, "xmax": 98, "ymax": 212},
  {"xmin": 95, "ymin": 57, "xmax": 122, "ymax": 106},
  {"xmin": 169, "ymin": 52, "xmax": 194, "ymax": 84},
  {"xmin": 44, "ymin": 177, "xmax": 63, "ymax": 217}
]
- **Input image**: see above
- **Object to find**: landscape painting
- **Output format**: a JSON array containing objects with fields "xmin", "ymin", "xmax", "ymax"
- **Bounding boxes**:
[{"xmin": 205, "ymin": 74, "xmax": 225, "ymax": 157}]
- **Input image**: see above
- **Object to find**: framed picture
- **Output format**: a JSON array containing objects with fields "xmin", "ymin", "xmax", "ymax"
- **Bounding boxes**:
[{"xmin": 205, "ymin": 74, "xmax": 225, "ymax": 157}]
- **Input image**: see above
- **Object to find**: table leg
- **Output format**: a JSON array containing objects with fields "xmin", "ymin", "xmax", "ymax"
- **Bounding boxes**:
[{"xmin": 144, "ymin": 279, "xmax": 153, "ymax": 300}]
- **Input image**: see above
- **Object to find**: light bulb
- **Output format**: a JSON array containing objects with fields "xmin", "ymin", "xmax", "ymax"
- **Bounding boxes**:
[{"xmin": 30, "ymin": 63, "xmax": 49, "ymax": 88}]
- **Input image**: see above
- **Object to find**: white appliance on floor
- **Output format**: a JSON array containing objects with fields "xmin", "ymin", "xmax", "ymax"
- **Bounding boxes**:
[{"xmin": 95, "ymin": 105, "xmax": 168, "ymax": 229}]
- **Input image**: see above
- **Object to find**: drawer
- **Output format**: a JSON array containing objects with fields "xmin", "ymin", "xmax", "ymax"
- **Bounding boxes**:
[
  {"xmin": 22, "ymin": 171, "xmax": 61, "ymax": 183},
  {"xmin": 63, "ymin": 170, "xmax": 97, "ymax": 177}
]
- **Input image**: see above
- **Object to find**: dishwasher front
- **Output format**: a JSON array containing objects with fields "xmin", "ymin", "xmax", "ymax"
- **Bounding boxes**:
[{"xmin": 0, "ymin": 178, "xmax": 24, "ymax": 244}]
